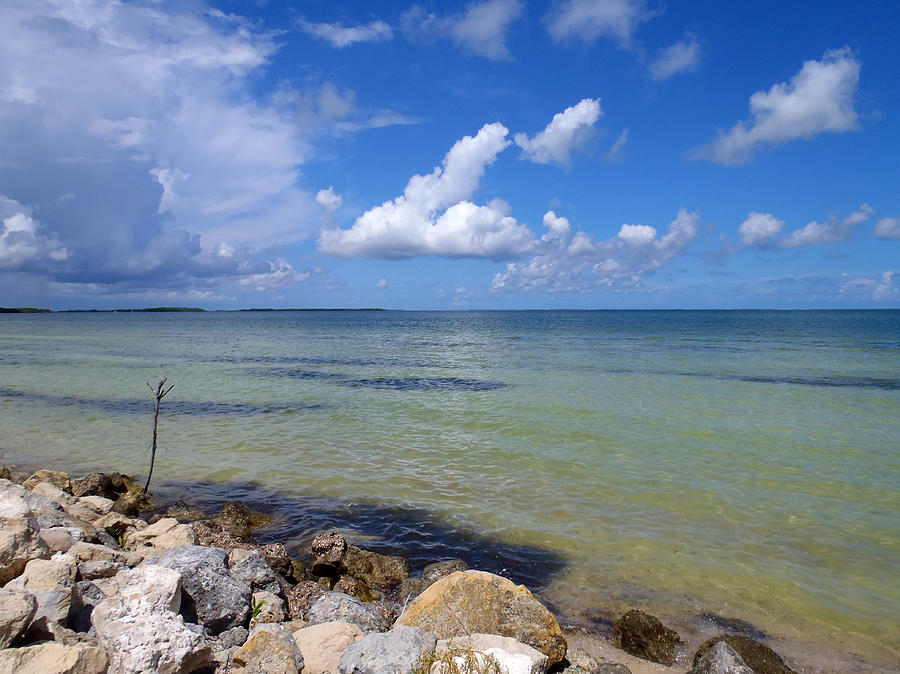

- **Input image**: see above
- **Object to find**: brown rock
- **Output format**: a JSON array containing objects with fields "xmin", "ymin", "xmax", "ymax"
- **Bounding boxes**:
[
  {"xmin": 396, "ymin": 570, "xmax": 567, "ymax": 666},
  {"xmin": 293, "ymin": 620, "xmax": 365, "ymax": 674},
  {"xmin": 232, "ymin": 623, "xmax": 303, "ymax": 674},
  {"xmin": 0, "ymin": 641, "xmax": 109, "ymax": 673},
  {"xmin": 287, "ymin": 581, "xmax": 328, "ymax": 621},
  {"xmin": 613, "ymin": 609, "xmax": 680, "ymax": 666},
  {"xmin": 70, "ymin": 473, "xmax": 115, "ymax": 500},
  {"xmin": 190, "ymin": 519, "xmax": 255, "ymax": 553},
  {"xmin": 334, "ymin": 574, "xmax": 379, "ymax": 602},
  {"xmin": 693, "ymin": 635, "xmax": 797, "ymax": 674},
  {"xmin": 343, "ymin": 546, "xmax": 410, "ymax": 588},
  {"xmin": 23, "ymin": 470, "xmax": 71, "ymax": 493},
  {"xmin": 422, "ymin": 559, "xmax": 469, "ymax": 589}
]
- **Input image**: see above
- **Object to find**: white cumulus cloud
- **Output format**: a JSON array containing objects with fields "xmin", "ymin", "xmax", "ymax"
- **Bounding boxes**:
[
  {"xmin": 298, "ymin": 19, "xmax": 393, "ymax": 48},
  {"xmin": 782, "ymin": 204, "xmax": 873, "ymax": 248},
  {"xmin": 401, "ymin": 0, "xmax": 522, "ymax": 60},
  {"xmin": 649, "ymin": 34, "xmax": 701, "ymax": 81},
  {"xmin": 874, "ymin": 217, "xmax": 900, "ymax": 240},
  {"xmin": 319, "ymin": 123, "xmax": 536, "ymax": 260},
  {"xmin": 692, "ymin": 47, "xmax": 861, "ymax": 165},
  {"xmin": 545, "ymin": 0, "xmax": 657, "ymax": 48},
  {"xmin": 0, "ymin": 196, "xmax": 68, "ymax": 268},
  {"xmin": 514, "ymin": 99, "xmax": 603, "ymax": 166},
  {"xmin": 739, "ymin": 212, "xmax": 785, "ymax": 247}
]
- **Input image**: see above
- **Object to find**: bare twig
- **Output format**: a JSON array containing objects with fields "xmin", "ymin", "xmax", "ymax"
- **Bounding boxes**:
[{"xmin": 144, "ymin": 378, "xmax": 174, "ymax": 494}]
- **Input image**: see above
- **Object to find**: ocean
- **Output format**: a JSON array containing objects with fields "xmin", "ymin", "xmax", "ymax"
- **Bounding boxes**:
[{"xmin": 1, "ymin": 310, "xmax": 897, "ymax": 670}]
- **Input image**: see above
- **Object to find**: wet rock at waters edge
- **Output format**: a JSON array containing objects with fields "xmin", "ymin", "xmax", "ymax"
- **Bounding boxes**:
[
  {"xmin": 393, "ymin": 577, "xmax": 423, "ymax": 604},
  {"xmin": 0, "ymin": 641, "xmax": 109, "ymax": 674},
  {"xmin": 293, "ymin": 620, "xmax": 365, "ymax": 674},
  {"xmin": 124, "ymin": 517, "xmax": 197, "ymax": 557},
  {"xmin": 71, "ymin": 473, "xmax": 116, "ymax": 500},
  {"xmin": 228, "ymin": 547, "xmax": 283, "ymax": 595},
  {"xmin": 396, "ymin": 570, "xmax": 567, "ymax": 666},
  {"xmin": 259, "ymin": 541, "xmax": 307, "ymax": 588},
  {"xmin": 435, "ymin": 633, "xmax": 549, "ymax": 674},
  {"xmin": 288, "ymin": 581, "xmax": 328, "ymax": 620},
  {"xmin": 338, "ymin": 624, "xmax": 436, "ymax": 674},
  {"xmin": 693, "ymin": 635, "xmax": 797, "ymax": 674},
  {"xmin": 166, "ymin": 500, "xmax": 208, "ymax": 523},
  {"xmin": 190, "ymin": 518, "xmax": 255, "ymax": 554},
  {"xmin": 0, "ymin": 587, "xmax": 37, "ymax": 647},
  {"xmin": 69, "ymin": 581, "xmax": 105, "ymax": 633},
  {"xmin": 249, "ymin": 590, "xmax": 286, "ymax": 629},
  {"xmin": 556, "ymin": 648, "xmax": 632, "ymax": 674},
  {"xmin": 308, "ymin": 592, "xmax": 390, "ymax": 633},
  {"xmin": 613, "ymin": 609, "xmax": 680, "ymax": 666},
  {"xmin": 421, "ymin": 559, "xmax": 469, "ymax": 590},
  {"xmin": 690, "ymin": 640, "xmax": 754, "ymax": 674},
  {"xmin": 23, "ymin": 469, "xmax": 72, "ymax": 493},
  {"xmin": 311, "ymin": 531, "xmax": 348, "ymax": 578},
  {"xmin": 334, "ymin": 574, "xmax": 379, "ymax": 602},
  {"xmin": 4, "ymin": 552, "xmax": 77, "ymax": 624},
  {"xmin": 152, "ymin": 544, "xmax": 251, "ymax": 635},
  {"xmin": 112, "ymin": 489, "xmax": 153, "ymax": 517},
  {"xmin": 217, "ymin": 501, "xmax": 272, "ymax": 532},
  {"xmin": 92, "ymin": 564, "xmax": 212, "ymax": 674},
  {"xmin": 232, "ymin": 623, "xmax": 304, "ymax": 674},
  {"xmin": 310, "ymin": 531, "xmax": 410, "ymax": 589}
]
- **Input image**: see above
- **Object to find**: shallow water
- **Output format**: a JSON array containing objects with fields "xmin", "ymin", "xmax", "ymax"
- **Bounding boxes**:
[{"xmin": 1, "ymin": 310, "xmax": 898, "ymax": 669}]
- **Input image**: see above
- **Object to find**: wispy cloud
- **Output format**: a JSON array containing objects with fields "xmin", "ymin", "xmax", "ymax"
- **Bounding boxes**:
[
  {"xmin": 545, "ymin": 0, "xmax": 659, "ymax": 48},
  {"xmin": 649, "ymin": 34, "xmax": 701, "ymax": 81},
  {"xmin": 298, "ymin": 19, "xmax": 393, "ymax": 48},
  {"xmin": 401, "ymin": 0, "xmax": 523, "ymax": 61}
]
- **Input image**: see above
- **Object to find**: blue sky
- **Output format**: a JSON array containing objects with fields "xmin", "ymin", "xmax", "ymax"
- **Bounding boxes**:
[{"xmin": 1, "ymin": 0, "xmax": 898, "ymax": 309}]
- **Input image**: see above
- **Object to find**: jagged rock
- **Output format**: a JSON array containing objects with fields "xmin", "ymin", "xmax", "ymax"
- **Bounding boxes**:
[
  {"xmin": 39, "ymin": 527, "xmax": 87, "ymax": 554},
  {"xmin": 217, "ymin": 625, "xmax": 249, "ymax": 649},
  {"xmin": 227, "ymin": 547, "xmax": 282, "ymax": 595},
  {"xmin": 92, "ymin": 564, "xmax": 211, "ymax": 674},
  {"xmin": 690, "ymin": 640, "xmax": 755, "ymax": 674},
  {"xmin": 112, "ymin": 488, "xmax": 153, "ymax": 517},
  {"xmin": 308, "ymin": 592, "xmax": 390, "ymax": 633},
  {"xmin": 166, "ymin": 500, "xmax": 208, "ymax": 522},
  {"xmin": 397, "ymin": 570, "xmax": 567, "ymax": 666},
  {"xmin": 190, "ymin": 519, "xmax": 254, "ymax": 554},
  {"xmin": 4, "ymin": 551, "xmax": 77, "ymax": 624},
  {"xmin": 0, "ymin": 587, "xmax": 37, "ymax": 647},
  {"xmin": 23, "ymin": 469, "xmax": 71, "ymax": 492},
  {"xmin": 71, "ymin": 473, "xmax": 116, "ymax": 500},
  {"xmin": 248, "ymin": 590, "xmax": 286, "ymax": 629},
  {"xmin": 434, "ymin": 633, "xmax": 549, "ymax": 674},
  {"xmin": 151, "ymin": 544, "xmax": 251, "ymax": 635},
  {"xmin": 293, "ymin": 620, "xmax": 364, "ymax": 674},
  {"xmin": 68, "ymin": 542, "xmax": 141, "ymax": 567},
  {"xmin": 259, "ymin": 542, "xmax": 307, "ymax": 585},
  {"xmin": 339, "ymin": 625, "xmax": 436, "ymax": 674},
  {"xmin": 69, "ymin": 581, "xmax": 105, "ymax": 633},
  {"xmin": 311, "ymin": 532, "xmax": 348, "ymax": 573},
  {"xmin": 693, "ymin": 635, "xmax": 797, "ymax": 674},
  {"xmin": 334, "ymin": 574, "xmax": 379, "ymax": 602},
  {"xmin": 613, "ymin": 610, "xmax": 680, "ymax": 666},
  {"xmin": 124, "ymin": 517, "xmax": 197, "ymax": 557},
  {"xmin": 287, "ymin": 581, "xmax": 328, "ymax": 620},
  {"xmin": 0, "ymin": 482, "xmax": 51, "ymax": 584},
  {"xmin": 78, "ymin": 560, "xmax": 126, "ymax": 580},
  {"xmin": 20, "ymin": 615, "xmax": 98, "ymax": 647},
  {"xmin": 422, "ymin": 559, "xmax": 469, "ymax": 590},
  {"xmin": 0, "ymin": 641, "xmax": 109, "ymax": 673},
  {"xmin": 343, "ymin": 546, "xmax": 410, "ymax": 589},
  {"xmin": 232, "ymin": 623, "xmax": 304, "ymax": 674}
]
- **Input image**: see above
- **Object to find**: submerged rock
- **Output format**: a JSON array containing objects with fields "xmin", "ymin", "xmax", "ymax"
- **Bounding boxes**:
[
  {"xmin": 613, "ymin": 609, "xmax": 680, "ymax": 666},
  {"xmin": 693, "ymin": 635, "xmax": 797, "ymax": 674},
  {"xmin": 396, "ymin": 570, "xmax": 567, "ymax": 666},
  {"xmin": 310, "ymin": 532, "xmax": 410, "ymax": 589}
]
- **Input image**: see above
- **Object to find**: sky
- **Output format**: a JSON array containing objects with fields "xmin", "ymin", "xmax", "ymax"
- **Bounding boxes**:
[{"xmin": 1, "ymin": 0, "xmax": 898, "ymax": 310}]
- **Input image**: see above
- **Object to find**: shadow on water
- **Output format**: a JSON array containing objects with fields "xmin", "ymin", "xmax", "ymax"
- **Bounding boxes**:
[
  {"xmin": 151, "ymin": 477, "xmax": 566, "ymax": 593},
  {"xmin": 605, "ymin": 370, "xmax": 900, "ymax": 391},
  {"xmin": 266, "ymin": 368, "xmax": 509, "ymax": 392},
  {"xmin": 0, "ymin": 387, "xmax": 323, "ymax": 416}
]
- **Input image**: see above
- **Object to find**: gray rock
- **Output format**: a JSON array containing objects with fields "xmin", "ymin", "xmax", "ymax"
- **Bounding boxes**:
[
  {"xmin": 232, "ymin": 623, "xmax": 304, "ymax": 674},
  {"xmin": 69, "ymin": 581, "xmax": 105, "ymax": 633},
  {"xmin": 421, "ymin": 559, "xmax": 468, "ymax": 590},
  {"xmin": 0, "ymin": 587, "xmax": 37, "ymax": 647},
  {"xmin": 38, "ymin": 527, "xmax": 86, "ymax": 554},
  {"xmin": 78, "ymin": 559, "xmax": 126, "ymax": 580},
  {"xmin": 308, "ymin": 592, "xmax": 390, "ymax": 633},
  {"xmin": 4, "ymin": 552, "xmax": 77, "ymax": 624},
  {"xmin": 228, "ymin": 547, "xmax": 282, "ymax": 595},
  {"xmin": 152, "ymin": 544, "xmax": 251, "ymax": 634},
  {"xmin": 339, "ymin": 624, "xmax": 436, "ymax": 674},
  {"xmin": 249, "ymin": 590, "xmax": 286, "ymax": 630},
  {"xmin": 690, "ymin": 640, "xmax": 755, "ymax": 674},
  {"xmin": 217, "ymin": 625, "xmax": 250, "ymax": 649}
]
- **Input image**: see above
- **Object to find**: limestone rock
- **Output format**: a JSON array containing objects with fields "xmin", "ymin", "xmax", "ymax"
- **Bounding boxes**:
[
  {"xmin": 5, "ymin": 552, "xmax": 77, "ymax": 624},
  {"xmin": 434, "ymin": 633, "xmax": 548, "ymax": 674},
  {"xmin": 232, "ymin": 623, "xmax": 304, "ymax": 674},
  {"xmin": 30, "ymin": 481, "xmax": 78, "ymax": 509},
  {"xmin": 0, "ymin": 641, "xmax": 108, "ymax": 673},
  {"xmin": 692, "ymin": 635, "xmax": 797, "ymax": 674},
  {"xmin": 613, "ymin": 610, "xmax": 680, "ymax": 666},
  {"xmin": 39, "ymin": 527, "xmax": 87, "ymax": 554},
  {"xmin": 422, "ymin": 559, "xmax": 469, "ymax": 590},
  {"xmin": 690, "ymin": 640, "xmax": 755, "ymax": 674},
  {"xmin": 338, "ymin": 624, "xmax": 436, "ymax": 674},
  {"xmin": 248, "ymin": 590, "xmax": 286, "ymax": 629},
  {"xmin": 78, "ymin": 560, "xmax": 126, "ymax": 580},
  {"xmin": 151, "ymin": 544, "xmax": 251, "ymax": 635},
  {"xmin": 124, "ymin": 517, "xmax": 197, "ymax": 557},
  {"xmin": 396, "ymin": 570, "xmax": 567, "ymax": 666},
  {"xmin": 68, "ymin": 542, "xmax": 140, "ymax": 567},
  {"xmin": 293, "ymin": 620, "xmax": 365, "ymax": 674},
  {"xmin": 24, "ymin": 469, "xmax": 71, "ymax": 492},
  {"xmin": 0, "ymin": 587, "xmax": 37, "ymax": 647},
  {"xmin": 71, "ymin": 473, "xmax": 116, "ymax": 500},
  {"xmin": 287, "ymin": 580, "xmax": 328, "ymax": 620},
  {"xmin": 308, "ymin": 592, "xmax": 389, "ymax": 633},
  {"xmin": 228, "ymin": 547, "xmax": 282, "ymax": 595},
  {"xmin": 0, "ymin": 484, "xmax": 50, "ymax": 584},
  {"xmin": 92, "ymin": 564, "xmax": 211, "ymax": 674}
]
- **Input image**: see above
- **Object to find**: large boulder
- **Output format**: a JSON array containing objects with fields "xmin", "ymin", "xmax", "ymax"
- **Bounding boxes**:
[
  {"xmin": 91, "ymin": 564, "xmax": 211, "ymax": 674},
  {"xmin": 4, "ymin": 552, "xmax": 78, "ymax": 624},
  {"xmin": 232, "ymin": 623, "xmax": 304, "ymax": 674},
  {"xmin": 308, "ymin": 592, "xmax": 390, "ymax": 633},
  {"xmin": 293, "ymin": 620, "xmax": 364, "ymax": 674},
  {"xmin": 613, "ymin": 610, "xmax": 680, "ymax": 666},
  {"xmin": 690, "ymin": 640, "xmax": 755, "ymax": 674},
  {"xmin": 124, "ymin": 518, "xmax": 197, "ymax": 557},
  {"xmin": 434, "ymin": 633, "xmax": 548, "ymax": 674},
  {"xmin": 0, "ymin": 587, "xmax": 37, "ymax": 647},
  {"xmin": 396, "ymin": 570, "xmax": 567, "ymax": 666},
  {"xmin": 0, "ymin": 481, "xmax": 51, "ymax": 584},
  {"xmin": 338, "ymin": 625, "xmax": 436, "ymax": 674},
  {"xmin": 692, "ymin": 635, "xmax": 797, "ymax": 674},
  {"xmin": 0, "ymin": 641, "xmax": 108, "ymax": 673},
  {"xmin": 151, "ymin": 544, "xmax": 251, "ymax": 634}
]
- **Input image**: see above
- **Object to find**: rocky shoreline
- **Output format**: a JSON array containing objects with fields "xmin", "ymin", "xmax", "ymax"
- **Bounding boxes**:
[{"xmin": 0, "ymin": 464, "xmax": 805, "ymax": 674}]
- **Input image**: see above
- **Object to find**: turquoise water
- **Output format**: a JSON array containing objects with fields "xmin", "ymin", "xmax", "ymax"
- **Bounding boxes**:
[{"xmin": 1, "ymin": 310, "xmax": 898, "ymax": 669}]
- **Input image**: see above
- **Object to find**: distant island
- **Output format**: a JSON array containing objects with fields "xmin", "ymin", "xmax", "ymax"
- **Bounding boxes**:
[
  {"xmin": 2, "ymin": 307, "xmax": 386, "ymax": 313},
  {"xmin": 0, "ymin": 307, "xmax": 52, "ymax": 313}
]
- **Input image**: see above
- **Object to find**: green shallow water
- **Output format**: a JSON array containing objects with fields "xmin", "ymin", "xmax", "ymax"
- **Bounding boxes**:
[{"xmin": 1, "ymin": 310, "xmax": 898, "ymax": 670}]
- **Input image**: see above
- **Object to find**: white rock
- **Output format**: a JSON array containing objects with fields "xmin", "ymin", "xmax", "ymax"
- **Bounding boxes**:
[
  {"xmin": 123, "ymin": 517, "xmax": 197, "ymax": 556},
  {"xmin": 0, "ymin": 483, "xmax": 50, "ymax": 584},
  {"xmin": 293, "ymin": 620, "xmax": 364, "ymax": 674},
  {"xmin": 79, "ymin": 496, "xmax": 115, "ymax": 516},
  {"xmin": 434, "ymin": 634, "xmax": 549, "ymax": 674},
  {"xmin": 31, "ymin": 482, "xmax": 78, "ymax": 509},
  {"xmin": 68, "ymin": 541, "xmax": 142, "ymax": 567}
]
